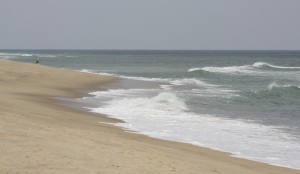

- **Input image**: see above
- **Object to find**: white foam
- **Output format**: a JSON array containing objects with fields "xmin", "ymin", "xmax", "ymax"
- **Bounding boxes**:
[
  {"xmin": 21, "ymin": 54, "xmax": 32, "ymax": 57},
  {"xmin": 268, "ymin": 82, "xmax": 300, "ymax": 90},
  {"xmin": 170, "ymin": 78, "xmax": 218, "ymax": 87},
  {"xmin": 0, "ymin": 52, "xmax": 57, "ymax": 59},
  {"xmin": 191, "ymin": 88, "xmax": 239, "ymax": 98},
  {"xmin": 89, "ymin": 88, "xmax": 157, "ymax": 99},
  {"xmin": 188, "ymin": 67, "xmax": 202, "ymax": 72},
  {"xmin": 0, "ymin": 53, "xmax": 24, "ymax": 59},
  {"xmin": 119, "ymin": 75, "xmax": 171, "ymax": 83},
  {"xmin": 169, "ymin": 78, "xmax": 238, "ymax": 98},
  {"xmin": 79, "ymin": 69, "xmax": 116, "ymax": 77},
  {"xmin": 79, "ymin": 69, "xmax": 171, "ymax": 82},
  {"xmin": 64, "ymin": 55, "xmax": 77, "ymax": 58},
  {"xmin": 86, "ymin": 91, "xmax": 300, "ymax": 169},
  {"xmin": 160, "ymin": 84, "xmax": 173, "ymax": 90},
  {"xmin": 79, "ymin": 69, "xmax": 93, "ymax": 73},
  {"xmin": 88, "ymin": 92, "xmax": 188, "ymax": 120},
  {"xmin": 253, "ymin": 62, "xmax": 300, "ymax": 69},
  {"xmin": 201, "ymin": 62, "xmax": 300, "ymax": 75},
  {"xmin": 200, "ymin": 63, "xmax": 300, "ymax": 81},
  {"xmin": 36, "ymin": 54, "xmax": 57, "ymax": 58},
  {"xmin": 202, "ymin": 65, "xmax": 254, "ymax": 74}
]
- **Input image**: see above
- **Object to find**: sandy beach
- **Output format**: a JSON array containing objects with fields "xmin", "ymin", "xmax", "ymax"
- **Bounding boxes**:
[{"xmin": 0, "ymin": 60, "xmax": 299, "ymax": 174}]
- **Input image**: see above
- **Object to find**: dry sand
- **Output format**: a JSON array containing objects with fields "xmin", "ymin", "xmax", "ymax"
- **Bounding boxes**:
[{"xmin": 0, "ymin": 60, "xmax": 299, "ymax": 174}]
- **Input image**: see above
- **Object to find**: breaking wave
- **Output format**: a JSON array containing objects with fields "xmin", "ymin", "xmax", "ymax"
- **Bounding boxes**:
[
  {"xmin": 86, "ymin": 90, "xmax": 300, "ymax": 169},
  {"xmin": 88, "ymin": 92, "xmax": 188, "ymax": 118},
  {"xmin": 188, "ymin": 68, "xmax": 202, "ymax": 72},
  {"xmin": 253, "ymin": 62, "xmax": 300, "ymax": 70},
  {"xmin": 170, "ymin": 78, "xmax": 218, "ymax": 87},
  {"xmin": 189, "ymin": 62, "xmax": 300, "ymax": 75},
  {"xmin": 268, "ymin": 82, "xmax": 300, "ymax": 90}
]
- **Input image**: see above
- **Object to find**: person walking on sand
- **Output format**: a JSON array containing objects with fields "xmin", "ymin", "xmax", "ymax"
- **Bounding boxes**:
[{"xmin": 35, "ymin": 59, "xmax": 40, "ymax": 64}]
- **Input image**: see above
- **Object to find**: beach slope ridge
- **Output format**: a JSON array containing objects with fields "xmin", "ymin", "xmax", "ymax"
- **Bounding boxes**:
[{"xmin": 0, "ymin": 60, "xmax": 299, "ymax": 174}]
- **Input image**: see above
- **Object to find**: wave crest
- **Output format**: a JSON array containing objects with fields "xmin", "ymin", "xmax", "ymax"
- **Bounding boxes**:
[
  {"xmin": 89, "ymin": 92, "xmax": 188, "ymax": 118},
  {"xmin": 170, "ymin": 78, "xmax": 217, "ymax": 87},
  {"xmin": 268, "ymin": 82, "xmax": 300, "ymax": 90},
  {"xmin": 189, "ymin": 62, "xmax": 300, "ymax": 75},
  {"xmin": 188, "ymin": 68, "xmax": 202, "ymax": 72},
  {"xmin": 253, "ymin": 62, "xmax": 300, "ymax": 69}
]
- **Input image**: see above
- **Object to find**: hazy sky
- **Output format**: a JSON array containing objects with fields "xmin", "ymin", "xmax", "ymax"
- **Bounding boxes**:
[{"xmin": 0, "ymin": 0, "xmax": 299, "ymax": 50}]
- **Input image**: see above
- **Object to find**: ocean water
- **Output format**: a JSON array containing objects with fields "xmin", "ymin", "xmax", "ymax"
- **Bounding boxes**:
[{"xmin": 1, "ymin": 50, "xmax": 300, "ymax": 169}]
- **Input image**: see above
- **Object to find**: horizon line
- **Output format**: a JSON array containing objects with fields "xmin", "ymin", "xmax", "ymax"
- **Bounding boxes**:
[{"xmin": 1, "ymin": 48, "xmax": 300, "ymax": 51}]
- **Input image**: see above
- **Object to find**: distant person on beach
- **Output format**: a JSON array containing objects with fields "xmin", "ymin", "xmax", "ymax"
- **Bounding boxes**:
[{"xmin": 35, "ymin": 59, "xmax": 39, "ymax": 64}]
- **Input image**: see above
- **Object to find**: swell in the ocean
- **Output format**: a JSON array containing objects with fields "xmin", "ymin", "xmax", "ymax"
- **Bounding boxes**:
[{"xmin": 235, "ymin": 82, "xmax": 300, "ymax": 105}]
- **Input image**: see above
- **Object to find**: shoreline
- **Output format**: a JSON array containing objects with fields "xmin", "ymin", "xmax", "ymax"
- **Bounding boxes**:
[
  {"xmin": 1, "ymin": 60, "xmax": 299, "ymax": 174},
  {"xmin": 69, "ymin": 79, "xmax": 300, "ymax": 171},
  {"xmin": 68, "ymin": 78, "xmax": 300, "ymax": 171}
]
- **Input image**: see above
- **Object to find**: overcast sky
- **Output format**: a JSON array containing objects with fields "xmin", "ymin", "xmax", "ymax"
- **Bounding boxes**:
[{"xmin": 0, "ymin": 0, "xmax": 299, "ymax": 50}]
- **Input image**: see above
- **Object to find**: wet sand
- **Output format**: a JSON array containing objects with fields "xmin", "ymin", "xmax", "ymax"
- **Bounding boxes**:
[{"xmin": 0, "ymin": 60, "xmax": 299, "ymax": 174}]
